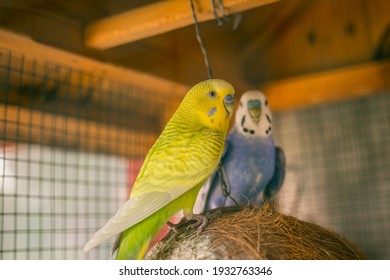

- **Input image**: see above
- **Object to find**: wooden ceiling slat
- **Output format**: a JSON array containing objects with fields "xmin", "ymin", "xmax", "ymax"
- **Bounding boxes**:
[
  {"xmin": 84, "ymin": 0, "xmax": 281, "ymax": 50},
  {"xmin": 264, "ymin": 60, "xmax": 390, "ymax": 111}
]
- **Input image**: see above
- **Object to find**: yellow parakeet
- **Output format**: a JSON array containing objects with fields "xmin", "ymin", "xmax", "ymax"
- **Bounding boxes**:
[{"xmin": 83, "ymin": 79, "xmax": 235, "ymax": 260}]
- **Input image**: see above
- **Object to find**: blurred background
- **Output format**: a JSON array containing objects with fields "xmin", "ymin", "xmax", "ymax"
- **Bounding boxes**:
[{"xmin": 0, "ymin": 0, "xmax": 389, "ymax": 259}]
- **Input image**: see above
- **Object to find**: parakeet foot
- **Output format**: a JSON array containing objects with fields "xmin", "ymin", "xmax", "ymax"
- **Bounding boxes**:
[
  {"xmin": 166, "ymin": 221, "xmax": 179, "ymax": 234},
  {"xmin": 186, "ymin": 214, "xmax": 208, "ymax": 235},
  {"xmin": 166, "ymin": 217, "xmax": 190, "ymax": 234}
]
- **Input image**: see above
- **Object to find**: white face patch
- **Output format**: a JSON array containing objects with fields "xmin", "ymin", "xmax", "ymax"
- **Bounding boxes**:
[{"xmin": 234, "ymin": 90, "xmax": 272, "ymax": 138}]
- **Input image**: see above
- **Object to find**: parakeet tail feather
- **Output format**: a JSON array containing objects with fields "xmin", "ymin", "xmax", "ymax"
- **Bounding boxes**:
[{"xmin": 115, "ymin": 184, "xmax": 203, "ymax": 260}]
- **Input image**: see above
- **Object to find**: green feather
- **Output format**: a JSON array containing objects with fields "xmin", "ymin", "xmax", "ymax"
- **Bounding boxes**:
[{"xmin": 116, "ymin": 182, "xmax": 204, "ymax": 260}]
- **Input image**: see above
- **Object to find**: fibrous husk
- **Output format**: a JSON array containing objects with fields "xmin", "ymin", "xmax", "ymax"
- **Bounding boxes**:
[{"xmin": 145, "ymin": 204, "xmax": 364, "ymax": 260}]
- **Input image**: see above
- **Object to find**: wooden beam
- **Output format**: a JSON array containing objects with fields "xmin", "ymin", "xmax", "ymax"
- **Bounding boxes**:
[
  {"xmin": 84, "ymin": 0, "xmax": 281, "ymax": 49},
  {"xmin": 262, "ymin": 60, "xmax": 390, "ymax": 112},
  {"xmin": 1, "ymin": 105, "xmax": 157, "ymax": 158},
  {"xmin": 0, "ymin": 29, "xmax": 188, "ymax": 98}
]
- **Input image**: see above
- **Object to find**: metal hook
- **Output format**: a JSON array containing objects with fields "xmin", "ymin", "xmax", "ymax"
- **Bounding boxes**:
[{"xmin": 211, "ymin": 0, "xmax": 228, "ymax": 26}]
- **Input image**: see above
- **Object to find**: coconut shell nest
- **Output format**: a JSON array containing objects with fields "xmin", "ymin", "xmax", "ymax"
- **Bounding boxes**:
[{"xmin": 145, "ymin": 204, "xmax": 364, "ymax": 260}]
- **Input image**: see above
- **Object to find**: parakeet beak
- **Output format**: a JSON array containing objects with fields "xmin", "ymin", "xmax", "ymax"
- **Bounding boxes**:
[
  {"xmin": 223, "ymin": 94, "xmax": 234, "ymax": 116},
  {"xmin": 248, "ymin": 100, "xmax": 261, "ymax": 124}
]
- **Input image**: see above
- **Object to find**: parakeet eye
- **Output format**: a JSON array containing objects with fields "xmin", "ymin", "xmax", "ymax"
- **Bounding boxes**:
[
  {"xmin": 208, "ymin": 91, "xmax": 217, "ymax": 98},
  {"xmin": 265, "ymin": 99, "xmax": 268, "ymax": 106}
]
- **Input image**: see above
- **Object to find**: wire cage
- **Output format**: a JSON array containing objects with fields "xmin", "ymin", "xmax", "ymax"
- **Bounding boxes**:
[
  {"xmin": 1, "ymin": 44, "xmax": 390, "ymax": 260},
  {"xmin": 274, "ymin": 92, "xmax": 390, "ymax": 259},
  {"xmin": 0, "ymin": 47, "xmax": 171, "ymax": 259}
]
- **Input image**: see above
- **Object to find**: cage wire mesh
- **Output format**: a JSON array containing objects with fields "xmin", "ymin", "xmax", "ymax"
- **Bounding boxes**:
[
  {"xmin": 1, "ymin": 47, "xmax": 390, "ymax": 260},
  {"xmin": 274, "ymin": 91, "xmax": 390, "ymax": 260},
  {"xmin": 0, "ymin": 47, "xmax": 169, "ymax": 259}
]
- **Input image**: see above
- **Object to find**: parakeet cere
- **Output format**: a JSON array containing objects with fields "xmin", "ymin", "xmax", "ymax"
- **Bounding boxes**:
[
  {"xmin": 83, "ymin": 79, "xmax": 235, "ymax": 260},
  {"xmin": 197, "ymin": 90, "xmax": 285, "ymax": 212}
]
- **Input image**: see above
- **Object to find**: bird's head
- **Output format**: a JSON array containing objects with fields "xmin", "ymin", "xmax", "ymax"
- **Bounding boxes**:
[
  {"xmin": 182, "ymin": 79, "xmax": 235, "ymax": 132},
  {"xmin": 234, "ymin": 90, "xmax": 272, "ymax": 137}
]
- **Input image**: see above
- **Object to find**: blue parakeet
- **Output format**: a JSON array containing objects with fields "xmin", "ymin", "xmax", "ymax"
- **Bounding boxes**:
[{"xmin": 197, "ymin": 90, "xmax": 286, "ymax": 211}]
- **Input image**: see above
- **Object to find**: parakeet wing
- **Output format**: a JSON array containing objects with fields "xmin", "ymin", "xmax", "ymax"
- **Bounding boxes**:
[
  {"xmin": 263, "ymin": 146, "xmax": 286, "ymax": 200},
  {"xmin": 84, "ymin": 128, "xmax": 222, "ymax": 252},
  {"xmin": 83, "ymin": 188, "xmax": 188, "ymax": 252}
]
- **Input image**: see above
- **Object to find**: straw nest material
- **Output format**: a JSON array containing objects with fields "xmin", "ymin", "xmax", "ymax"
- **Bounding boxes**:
[{"xmin": 145, "ymin": 204, "xmax": 364, "ymax": 260}]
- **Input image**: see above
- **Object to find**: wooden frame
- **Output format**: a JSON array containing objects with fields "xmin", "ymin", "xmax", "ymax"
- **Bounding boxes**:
[
  {"xmin": 263, "ymin": 60, "xmax": 390, "ymax": 111},
  {"xmin": 1, "ymin": 104, "xmax": 156, "ymax": 158},
  {"xmin": 85, "ymin": 0, "xmax": 281, "ymax": 49},
  {"xmin": 0, "ymin": 29, "xmax": 188, "ymax": 98}
]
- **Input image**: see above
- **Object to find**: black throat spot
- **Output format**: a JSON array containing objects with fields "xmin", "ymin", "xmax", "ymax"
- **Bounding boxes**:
[{"xmin": 241, "ymin": 115, "xmax": 246, "ymax": 127}]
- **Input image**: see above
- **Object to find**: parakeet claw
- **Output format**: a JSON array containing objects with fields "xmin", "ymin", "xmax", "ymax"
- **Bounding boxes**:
[
  {"xmin": 166, "ymin": 220, "xmax": 185, "ymax": 234},
  {"xmin": 166, "ymin": 218, "xmax": 188, "ymax": 234},
  {"xmin": 166, "ymin": 214, "xmax": 209, "ymax": 236},
  {"xmin": 186, "ymin": 214, "xmax": 208, "ymax": 235}
]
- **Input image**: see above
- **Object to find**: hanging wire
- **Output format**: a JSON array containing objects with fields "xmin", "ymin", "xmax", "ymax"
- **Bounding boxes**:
[
  {"xmin": 211, "ymin": 0, "xmax": 228, "ymax": 26},
  {"xmin": 189, "ymin": 0, "xmax": 213, "ymax": 79},
  {"xmin": 189, "ymin": 0, "xmax": 238, "ymax": 207},
  {"xmin": 232, "ymin": 12, "xmax": 242, "ymax": 30},
  {"xmin": 217, "ymin": 163, "xmax": 239, "ymax": 207},
  {"xmin": 211, "ymin": 0, "xmax": 242, "ymax": 30}
]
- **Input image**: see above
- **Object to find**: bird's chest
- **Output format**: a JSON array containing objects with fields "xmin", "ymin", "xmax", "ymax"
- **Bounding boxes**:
[{"xmin": 226, "ymin": 137, "xmax": 276, "ymax": 188}]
